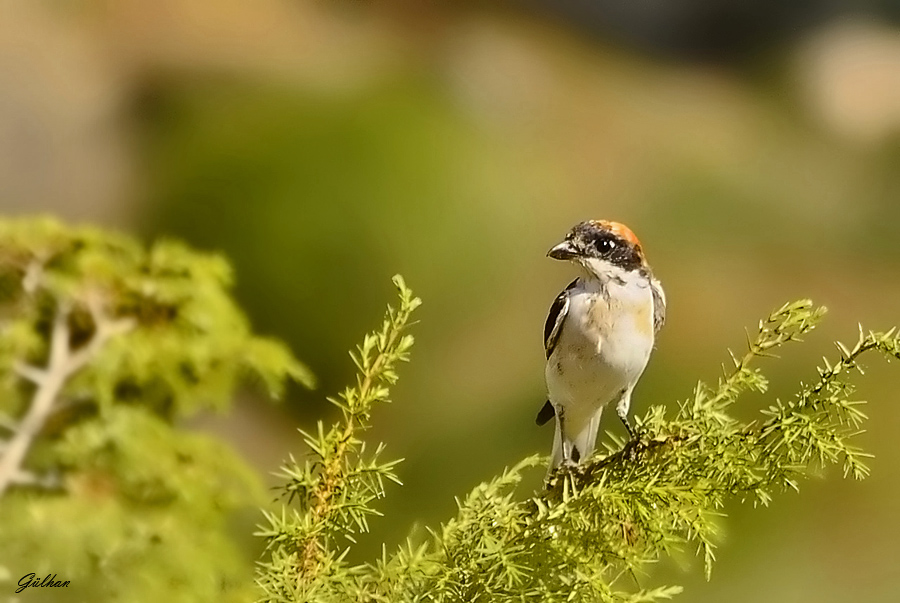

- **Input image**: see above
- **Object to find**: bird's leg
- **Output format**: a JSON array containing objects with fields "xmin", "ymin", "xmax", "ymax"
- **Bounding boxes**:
[
  {"xmin": 618, "ymin": 411, "xmax": 637, "ymax": 440},
  {"xmin": 557, "ymin": 410, "xmax": 577, "ymax": 469},
  {"xmin": 558, "ymin": 413, "xmax": 571, "ymax": 462},
  {"xmin": 617, "ymin": 389, "xmax": 647, "ymax": 461},
  {"xmin": 616, "ymin": 389, "xmax": 638, "ymax": 441}
]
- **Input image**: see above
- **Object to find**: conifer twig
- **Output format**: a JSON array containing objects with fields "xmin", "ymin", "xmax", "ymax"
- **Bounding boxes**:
[
  {"xmin": 293, "ymin": 276, "xmax": 420, "ymax": 588},
  {"xmin": 297, "ymin": 335, "xmax": 395, "ymax": 579}
]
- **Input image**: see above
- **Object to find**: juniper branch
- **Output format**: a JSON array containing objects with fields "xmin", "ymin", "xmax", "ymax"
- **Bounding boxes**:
[
  {"xmin": 255, "ymin": 291, "xmax": 896, "ymax": 603},
  {"xmin": 296, "ymin": 277, "xmax": 419, "ymax": 578},
  {"xmin": 386, "ymin": 300, "xmax": 891, "ymax": 601},
  {"xmin": 255, "ymin": 276, "xmax": 420, "ymax": 601}
]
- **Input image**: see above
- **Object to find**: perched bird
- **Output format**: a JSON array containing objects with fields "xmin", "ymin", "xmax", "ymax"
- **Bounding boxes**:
[{"xmin": 538, "ymin": 220, "xmax": 666, "ymax": 474}]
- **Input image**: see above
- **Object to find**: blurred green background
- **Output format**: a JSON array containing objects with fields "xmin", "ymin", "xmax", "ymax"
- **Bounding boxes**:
[{"xmin": 3, "ymin": 0, "xmax": 900, "ymax": 600}]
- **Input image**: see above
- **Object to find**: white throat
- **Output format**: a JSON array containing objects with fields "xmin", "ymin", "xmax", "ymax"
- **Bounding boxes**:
[{"xmin": 576, "ymin": 257, "xmax": 644, "ymax": 287}]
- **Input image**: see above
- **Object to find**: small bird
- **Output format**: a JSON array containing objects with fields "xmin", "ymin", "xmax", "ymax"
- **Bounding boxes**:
[{"xmin": 538, "ymin": 220, "xmax": 665, "ymax": 474}]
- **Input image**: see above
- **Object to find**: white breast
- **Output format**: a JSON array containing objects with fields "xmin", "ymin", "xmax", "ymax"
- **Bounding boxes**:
[{"xmin": 545, "ymin": 274, "xmax": 654, "ymax": 431}]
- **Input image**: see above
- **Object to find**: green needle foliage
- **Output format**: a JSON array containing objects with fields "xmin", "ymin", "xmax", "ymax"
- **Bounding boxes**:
[
  {"xmin": 0, "ymin": 216, "xmax": 312, "ymax": 602},
  {"xmin": 256, "ymin": 275, "xmax": 420, "ymax": 602},
  {"xmin": 258, "ymin": 290, "xmax": 899, "ymax": 602}
]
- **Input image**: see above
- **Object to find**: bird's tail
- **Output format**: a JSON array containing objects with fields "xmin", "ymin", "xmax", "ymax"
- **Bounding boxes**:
[{"xmin": 546, "ymin": 407, "xmax": 604, "ymax": 481}]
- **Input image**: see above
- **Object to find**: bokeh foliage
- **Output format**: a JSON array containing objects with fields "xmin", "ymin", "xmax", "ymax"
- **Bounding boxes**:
[{"xmin": 0, "ymin": 216, "xmax": 312, "ymax": 602}]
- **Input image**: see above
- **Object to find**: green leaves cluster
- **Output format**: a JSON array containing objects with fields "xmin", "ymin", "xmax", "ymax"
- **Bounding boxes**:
[
  {"xmin": 0, "ymin": 216, "xmax": 311, "ymax": 602},
  {"xmin": 258, "ymin": 290, "xmax": 899, "ymax": 602}
]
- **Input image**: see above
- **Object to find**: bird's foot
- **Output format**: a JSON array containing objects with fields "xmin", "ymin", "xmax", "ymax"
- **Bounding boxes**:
[
  {"xmin": 559, "ymin": 457, "xmax": 579, "ymax": 472},
  {"xmin": 621, "ymin": 433, "xmax": 647, "ymax": 461},
  {"xmin": 619, "ymin": 414, "xmax": 639, "ymax": 441}
]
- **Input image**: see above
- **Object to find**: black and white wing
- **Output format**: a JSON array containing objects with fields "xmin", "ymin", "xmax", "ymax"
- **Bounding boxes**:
[
  {"xmin": 536, "ymin": 279, "xmax": 578, "ymax": 426},
  {"xmin": 650, "ymin": 277, "xmax": 666, "ymax": 334},
  {"xmin": 544, "ymin": 278, "xmax": 578, "ymax": 359}
]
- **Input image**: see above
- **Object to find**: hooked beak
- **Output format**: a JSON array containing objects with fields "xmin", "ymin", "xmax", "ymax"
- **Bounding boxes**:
[{"xmin": 547, "ymin": 240, "xmax": 578, "ymax": 261}]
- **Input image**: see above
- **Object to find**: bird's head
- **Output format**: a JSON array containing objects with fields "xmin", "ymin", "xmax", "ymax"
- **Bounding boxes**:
[{"xmin": 547, "ymin": 220, "xmax": 648, "ymax": 278}]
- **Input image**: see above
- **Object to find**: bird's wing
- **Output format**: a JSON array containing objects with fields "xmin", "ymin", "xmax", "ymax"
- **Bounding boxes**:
[
  {"xmin": 544, "ymin": 278, "xmax": 578, "ymax": 359},
  {"xmin": 537, "ymin": 279, "xmax": 579, "ymax": 427},
  {"xmin": 651, "ymin": 277, "xmax": 666, "ymax": 334},
  {"xmin": 535, "ymin": 400, "xmax": 555, "ymax": 426}
]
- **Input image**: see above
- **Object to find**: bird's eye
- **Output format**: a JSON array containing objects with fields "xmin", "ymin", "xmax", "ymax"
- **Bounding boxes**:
[{"xmin": 595, "ymin": 238, "xmax": 616, "ymax": 254}]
